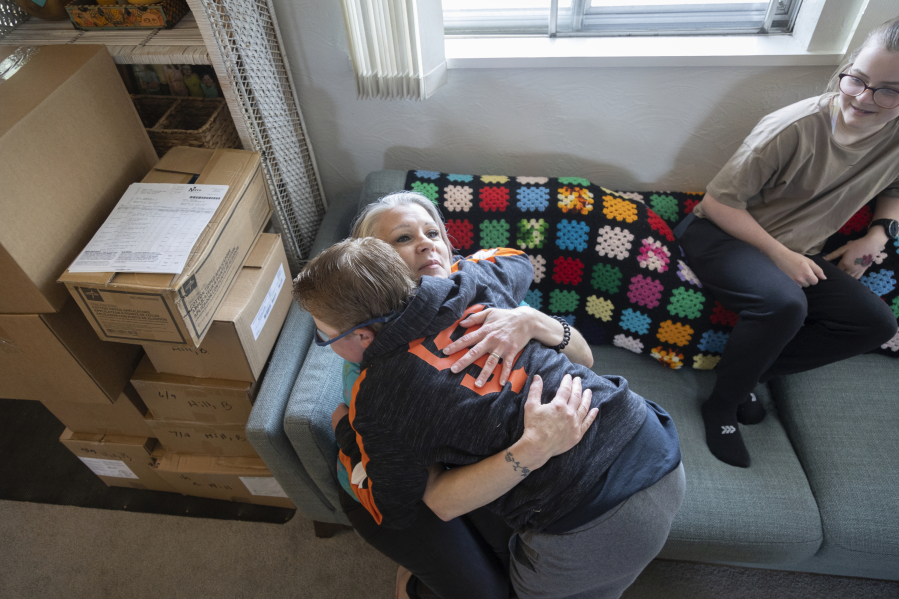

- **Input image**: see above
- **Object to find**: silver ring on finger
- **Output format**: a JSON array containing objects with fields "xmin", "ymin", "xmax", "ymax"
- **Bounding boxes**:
[{"xmin": 489, "ymin": 351, "xmax": 501, "ymax": 361}]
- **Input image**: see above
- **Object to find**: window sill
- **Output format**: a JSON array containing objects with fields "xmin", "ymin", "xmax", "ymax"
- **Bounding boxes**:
[{"xmin": 444, "ymin": 34, "xmax": 844, "ymax": 69}]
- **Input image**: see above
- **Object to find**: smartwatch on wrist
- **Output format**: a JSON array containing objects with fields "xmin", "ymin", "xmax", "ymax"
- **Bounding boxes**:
[{"xmin": 869, "ymin": 219, "xmax": 899, "ymax": 240}]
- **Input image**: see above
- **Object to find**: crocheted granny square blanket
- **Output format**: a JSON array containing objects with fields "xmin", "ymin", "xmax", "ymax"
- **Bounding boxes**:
[{"xmin": 405, "ymin": 170, "xmax": 899, "ymax": 369}]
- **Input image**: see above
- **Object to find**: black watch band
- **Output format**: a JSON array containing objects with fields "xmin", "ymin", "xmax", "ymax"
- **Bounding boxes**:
[{"xmin": 869, "ymin": 218, "xmax": 899, "ymax": 240}]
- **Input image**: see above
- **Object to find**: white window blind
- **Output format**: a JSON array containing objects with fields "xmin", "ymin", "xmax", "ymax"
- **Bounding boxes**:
[
  {"xmin": 341, "ymin": 0, "xmax": 448, "ymax": 100},
  {"xmin": 444, "ymin": 0, "xmax": 803, "ymax": 37}
]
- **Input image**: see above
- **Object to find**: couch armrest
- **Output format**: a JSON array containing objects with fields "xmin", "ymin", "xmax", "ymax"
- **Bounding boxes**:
[
  {"xmin": 284, "ymin": 341, "xmax": 350, "ymax": 526},
  {"xmin": 246, "ymin": 302, "xmax": 345, "ymax": 522},
  {"xmin": 250, "ymin": 171, "xmax": 407, "ymax": 522}
]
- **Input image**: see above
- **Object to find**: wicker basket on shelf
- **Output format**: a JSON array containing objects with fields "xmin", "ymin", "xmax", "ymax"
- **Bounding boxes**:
[
  {"xmin": 131, "ymin": 95, "xmax": 179, "ymax": 129},
  {"xmin": 130, "ymin": 95, "xmax": 241, "ymax": 156}
]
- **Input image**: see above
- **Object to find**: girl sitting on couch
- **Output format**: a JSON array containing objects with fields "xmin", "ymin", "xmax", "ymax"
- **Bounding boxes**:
[{"xmin": 678, "ymin": 17, "xmax": 899, "ymax": 468}]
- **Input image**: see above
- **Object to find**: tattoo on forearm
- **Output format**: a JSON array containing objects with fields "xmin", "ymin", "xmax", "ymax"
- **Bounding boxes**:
[
  {"xmin": 505, "ymin": 451, "xmax": 530, "ymax": 477},
  {"xmin": 855, "ymin": 254, "xmax": 874, "ymax": 266}
]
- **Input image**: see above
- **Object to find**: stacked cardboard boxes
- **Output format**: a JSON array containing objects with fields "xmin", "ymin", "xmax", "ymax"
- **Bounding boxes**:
[
  {"xmin": 58, "ymin": 147, "xmax": 293, "ymax": 507},
  {"xmin": 0, "ymin": 44, "xmax": 162, "ymax": 491},
  {"xmin": 3, "ymin": 44, "xmax": 292, "ymax": 508},
  {"xmin": 132, "ymin": 233, "xmax": 293, "ymax": 507}
]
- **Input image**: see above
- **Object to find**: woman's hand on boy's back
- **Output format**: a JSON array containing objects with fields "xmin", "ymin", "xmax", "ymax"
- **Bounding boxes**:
[
  {"xmin": 519, "ymin": 374, "xmax": 598, "ymax": 468},
  {"xmin": 442, "ymin": 307, "xmax": 593, "ymax": 388},
  {"xmin": 422, "ymin": 373, "xmax": 598, "ymax": 521},
  {"xmin": 442, "ymin": 307, "xmax": 539, "ymax": 387}
]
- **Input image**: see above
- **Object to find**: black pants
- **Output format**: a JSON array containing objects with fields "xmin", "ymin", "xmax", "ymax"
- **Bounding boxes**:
[
  {"xmin": 679, "ymin": 217, "xmax": 897, "ymax": 406},
  {"xmin": 339, "ymin": 489, "xmax": 513, "ymax": 599}
]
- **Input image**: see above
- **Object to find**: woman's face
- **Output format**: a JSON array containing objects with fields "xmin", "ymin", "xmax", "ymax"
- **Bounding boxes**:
[
  {"xmin": 374, "ymin": 204, "xmax": 452, "ymax": 280},
  {"xmin": 839, "ymin": 44, "xmax": 899, "ymax": 136}
]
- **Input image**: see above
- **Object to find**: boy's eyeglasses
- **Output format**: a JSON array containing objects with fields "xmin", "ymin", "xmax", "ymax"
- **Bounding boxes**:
[
  {"xmin": 838, "ymin": 74, "xmax": 899, "ymax": 109},
  {"xmin": 314, "ymin": 312, "xmax": 399, "ymax": 347}
]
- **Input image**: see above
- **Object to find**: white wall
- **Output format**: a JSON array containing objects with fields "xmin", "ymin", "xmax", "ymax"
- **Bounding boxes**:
[{"xmin": 273, "ymin": 0, "xmax": 835, "ymax": 202}]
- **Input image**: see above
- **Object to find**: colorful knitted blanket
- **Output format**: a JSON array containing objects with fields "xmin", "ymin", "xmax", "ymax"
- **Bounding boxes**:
[{"xmin": 404, "ymin": 170, "xmax": 899, "ymax": 369}]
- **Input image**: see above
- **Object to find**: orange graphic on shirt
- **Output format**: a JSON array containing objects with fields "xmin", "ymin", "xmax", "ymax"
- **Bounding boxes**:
[{"xmin": 407, "ymin": 304, "xmax": 528, "ymax": 396}]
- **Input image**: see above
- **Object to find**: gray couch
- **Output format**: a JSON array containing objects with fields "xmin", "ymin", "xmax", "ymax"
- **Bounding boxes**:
[{"xmin": 247, "ymin": 170, "xmax": 899, "ymax": 581}]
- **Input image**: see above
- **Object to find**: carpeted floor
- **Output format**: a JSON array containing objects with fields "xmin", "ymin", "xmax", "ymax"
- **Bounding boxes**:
[
  {"xmin": 3, "ymin": 399, "xmax": 899, "ymax": 597},
  {"xmin": 0, "ymin": 398, "xmax": 293, "ymax": 524},
  {"xmin": 1, "ymin": 499, "xmax": 898, "ymax": 599}
]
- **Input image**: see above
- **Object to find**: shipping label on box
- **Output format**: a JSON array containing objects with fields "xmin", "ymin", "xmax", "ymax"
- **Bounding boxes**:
[
  {"xmin": 68, "ymin": 183, "xmax": 230, "ymax": 275},
  {"xmin": 147, "ymin": 416, "xmax": 257, "ymax": 457},
  {"xmin": 239, "ymin": 476, "xmax": 288, "ymax": 498},
  {"xmin": 70, "ymin": 289, "xmax": 186, "ymax": 343},
  {"xmin": 141, "ymin": 233, "xmax": 291, "ymax": 382},
  {"xmin": 250, "ymin": 263, "xmax": 286, "ymax": 340},
  {"xmin": 60, "ymin": 429, "xmax": 175, "ymax": 493},
  {"xmin": 59, "ymin": 148, "xmax": 273, "ymax": 348},
  {"xmin": 131, "ymin": 356, "xmax": 255, "ymax": 424},
  {"xmin": 78, "ymin": 457, "xmax": 139, "ymax": 479}
]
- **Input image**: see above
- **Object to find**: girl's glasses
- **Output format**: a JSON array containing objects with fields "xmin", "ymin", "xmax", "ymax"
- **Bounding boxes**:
[{"xmin": 838, "ymin": 74, "xmax": 899, "ymax": 109}]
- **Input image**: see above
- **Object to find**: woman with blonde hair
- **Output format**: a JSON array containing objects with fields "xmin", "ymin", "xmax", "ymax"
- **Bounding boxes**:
[{"xmin": 330, "ymin": 191, "xmax": 594, "ymax": 599}]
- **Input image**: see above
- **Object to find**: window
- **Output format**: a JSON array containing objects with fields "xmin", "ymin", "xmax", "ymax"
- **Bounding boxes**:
[{"xmin": 444, "ymin": 0, "xmax": 803, "ymax": 37}]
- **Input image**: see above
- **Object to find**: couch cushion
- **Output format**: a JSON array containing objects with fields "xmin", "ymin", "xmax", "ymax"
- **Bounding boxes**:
[
  {"xmin": 770, "ymin": 354, "xmax": 899, "ymax": 580},
  {"xmin": 283, "ymin": 339, "xmax": 350, "ymax": 526},
  {"xmin": 590, "ymin": 345, "xmax": 822, "ymax": 567}
]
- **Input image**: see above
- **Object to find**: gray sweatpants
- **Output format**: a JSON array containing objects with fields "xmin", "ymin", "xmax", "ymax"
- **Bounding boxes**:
[{"xmin": 510, "ymin": 462, "xmax": 686, "ymax": 599}]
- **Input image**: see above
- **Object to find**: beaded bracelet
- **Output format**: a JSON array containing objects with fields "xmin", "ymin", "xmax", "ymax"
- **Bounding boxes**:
[{"xmin": 550, "ymin": 316, "xmax": 571, "ymax": 352}]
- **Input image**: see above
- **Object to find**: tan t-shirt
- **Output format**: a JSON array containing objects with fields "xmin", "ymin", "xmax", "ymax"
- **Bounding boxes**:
[{"xmin": 695, "ymin": 93, "xmax": 899, "ymax": 255}]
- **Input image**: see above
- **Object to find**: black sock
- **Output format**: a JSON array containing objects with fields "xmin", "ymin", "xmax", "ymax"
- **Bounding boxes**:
[
  {"xmin": 736, "ymin": 392, "xmax": 766, "ymax": 425},
  {"xmin": 701, "ymin": 399, "xmax": 750, "ymax": 468}
]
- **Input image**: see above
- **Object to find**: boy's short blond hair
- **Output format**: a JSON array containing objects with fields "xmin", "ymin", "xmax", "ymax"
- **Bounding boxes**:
[{"xmin": 293, "ymin": 237, "xmax": 415, "ymax": 334}]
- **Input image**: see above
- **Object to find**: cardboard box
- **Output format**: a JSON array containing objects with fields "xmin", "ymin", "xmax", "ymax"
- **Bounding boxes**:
[
  {"xmin": 0, "ymin": 298, "xmax": 142, "ymax": 403},
  {"xmin": 141, "ymin": 233, "xmax": 290, "ymax": 382},
  {"xmin": 41, "ymin": 385, "xmax": 152, "ymax": 438},
  {"xmin": 59, "ymin": 147, "xmax": 273, "ymax": 348},
  {"xmin": 60, "ymin": 429, "xmax": 175, "ymax": 493},
  {"xmin": 153, "ymin": 451, "xmax": 294, "ymax": 508},
  {"xmin": 146, "ymin": 411, "xmax": 257, "ymax": 457},
  {"xmin": 0, "ymin": 45, "xmax": 158, "ymax": 314},
  {"xmin": 130, "ymin": 356, "xmax": 256, "ymax": 424}
]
